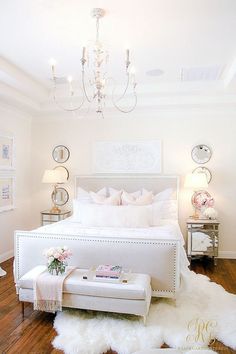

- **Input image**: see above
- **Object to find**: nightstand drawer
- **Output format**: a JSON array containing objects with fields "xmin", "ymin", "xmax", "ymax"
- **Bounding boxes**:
[
  {"xmin": 187, "ymin": 218, "xmax": 220, "ymax": 266},
  {"xmin": 41, "ymin": 210, "xmax": 71, "ymax": 226}
]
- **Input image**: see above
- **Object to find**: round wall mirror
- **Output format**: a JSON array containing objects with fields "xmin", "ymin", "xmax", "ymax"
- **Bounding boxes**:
[
  {"xmin": 193, "ymin": 166, "xmax": 212, "ymax": 184},
  {"xmin": 191, "ymin": 145, "xmax": 212, "ymax": 164},
  {"xmin": 52, "ymin": 187, "xmax": 69, "ymax": 206},
  {"xmin": 53, "ymin": 166, "xmax": 69, "ymax": 182},
  {"xmin": 52, "ymin": 145, "xmax": 70, "ymax": 163}
]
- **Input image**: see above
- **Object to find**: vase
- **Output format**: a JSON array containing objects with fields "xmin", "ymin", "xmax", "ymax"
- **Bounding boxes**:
[{"xmin": 48, "ymin": 261, "xmax": 66, "ymax": 276}]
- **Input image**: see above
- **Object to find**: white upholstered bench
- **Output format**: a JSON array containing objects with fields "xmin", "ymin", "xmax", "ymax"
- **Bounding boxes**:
[{"xmin": 18, "ymin": 266, "xmax": 151, "ymax": 323}]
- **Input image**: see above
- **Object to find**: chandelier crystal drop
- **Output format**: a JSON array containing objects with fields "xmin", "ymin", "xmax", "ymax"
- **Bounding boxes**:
[{"xmin": 50, "ymin": 8, "xmax": 137, "ymax": 116}]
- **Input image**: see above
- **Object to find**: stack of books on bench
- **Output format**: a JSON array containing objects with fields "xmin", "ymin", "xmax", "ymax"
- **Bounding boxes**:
[{"xmin": 94, "ymin": 265, "xmax": 123, "ymax": 283}]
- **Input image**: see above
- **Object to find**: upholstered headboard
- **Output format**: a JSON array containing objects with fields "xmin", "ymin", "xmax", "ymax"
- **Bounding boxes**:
[{"xmin": 75, "ymin": 175, "xmax": 179, "ymax": 201}]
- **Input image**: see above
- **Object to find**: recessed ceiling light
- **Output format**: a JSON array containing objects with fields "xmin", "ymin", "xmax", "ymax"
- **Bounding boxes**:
[{"xmin": 146, "ymin": 69, "xmax": 164, "ymax": 77}]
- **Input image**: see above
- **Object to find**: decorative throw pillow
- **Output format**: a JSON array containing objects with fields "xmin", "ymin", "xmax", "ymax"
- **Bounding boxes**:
[
  {"xmin": 76, "ymin": 187, "xmax": 107, "ymax": 204},
  {"xmin": 142, "ymin": 188, "xmax": 176, "ymax": 220},
  {"xmin": 73, "ymin": 187, "xmax": 109, "ymax": 222},
  {"xmin": 142, "ymin": 188, "xmax": 173, "ymax": 202},
  {"xmin": 72, "ymin": 199, "xmax": 84, "ymax": 222},
  {"xmin": 151, "ymin": 201, "xmax": 164, "ymax": 225},
  {"xmin": 90, "ymin": 191, "xmax": 121, "ymax": 206},
  {"xmin": 121, "ymin": 190, "xmax": 153, "ymax": 206},
  {"xmin": 109, "ymin": 187, "xmax": 141, "ymax": 199},
  {"xmin": 79, "ymin": 204, "xmax": 151, "ymax": 228}
]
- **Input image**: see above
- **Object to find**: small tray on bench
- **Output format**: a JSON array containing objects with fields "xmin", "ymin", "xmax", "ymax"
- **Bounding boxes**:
[{"xmin": 82, "ymin": 267, "xmax": 132, "ymax": 284}]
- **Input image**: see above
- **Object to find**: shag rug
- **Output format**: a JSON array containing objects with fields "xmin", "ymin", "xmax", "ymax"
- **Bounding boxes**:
[{"xmin": 53, "ymin": 271, "xmax": 236, "ymax": 354}]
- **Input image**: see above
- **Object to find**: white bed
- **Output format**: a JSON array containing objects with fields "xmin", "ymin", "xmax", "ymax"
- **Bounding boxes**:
[{"xmin": 14, "ymin": 175, "xmax": 188, "ymax": 298}]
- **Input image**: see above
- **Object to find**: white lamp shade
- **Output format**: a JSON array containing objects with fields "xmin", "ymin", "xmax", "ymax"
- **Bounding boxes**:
[
  {"xmin": 42, "ymin": 169, "xmax": 67, "ymax": 184},
  {"xmin": 184, "ymin": 172, "xmax": 208, "ymax": 189}
]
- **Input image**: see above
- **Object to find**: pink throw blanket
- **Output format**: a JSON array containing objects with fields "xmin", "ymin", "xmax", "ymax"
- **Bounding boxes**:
[{"xmin": 33, "ymin": 266, "xmax": 75, "ymax": 313}]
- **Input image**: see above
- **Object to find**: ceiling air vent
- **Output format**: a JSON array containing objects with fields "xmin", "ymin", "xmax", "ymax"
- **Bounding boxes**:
[{"xmin": 181, "ymin": 66, "xmax": 223, "ymax": 81}]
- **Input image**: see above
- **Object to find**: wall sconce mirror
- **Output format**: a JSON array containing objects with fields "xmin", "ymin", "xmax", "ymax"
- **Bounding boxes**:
[
  {"xmin": 193, "ymin": 166, "xmax": 212, "ymax": 184},
  {"xmin": 191, "ymin": 144, "xmax": 212, "ymax": 164},
  {"xmin": 53, "ymin": 166, "xmax": 69, "ymax": 182},
  {"xmin": 52, "ymin": 145, "xmax": 70, "ymax": 163},
  {"xmin": 52, "ymin": 187, "xmax": 69, "ymax": 206}
]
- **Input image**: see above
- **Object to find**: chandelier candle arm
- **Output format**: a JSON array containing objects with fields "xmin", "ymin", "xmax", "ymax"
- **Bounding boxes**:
[
  {"xmin": 81, "ymin": 64, "xmax": 92, "ymax": 103},
  {"xmin": 67, "ymin": 76, "xmax": 74, "ymax": 96},
  {"xmin": 50, "ymin": 62, "xmax": 85, "ymax": 112},
  {"xmin": 82, "ymin": 47, "xmax": 86, "ymax": 62},
  {"xmin": 126, "ymin": 49, "xmax": 130, "ymax": 70}
]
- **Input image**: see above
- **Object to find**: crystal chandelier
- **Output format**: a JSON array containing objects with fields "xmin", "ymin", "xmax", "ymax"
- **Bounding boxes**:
[{"xmin": 49, "ymin": 8, "xmax": 137, "ymax": 116}]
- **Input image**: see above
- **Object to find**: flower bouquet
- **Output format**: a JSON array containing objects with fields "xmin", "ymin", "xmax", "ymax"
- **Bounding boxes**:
[
  {"xmin": 204, "ymin": 207, "xmax": 218, "ymax": 220},
  {"xmin": 44, "ymin": 246, "xmax": 72, "ymax": 275}
]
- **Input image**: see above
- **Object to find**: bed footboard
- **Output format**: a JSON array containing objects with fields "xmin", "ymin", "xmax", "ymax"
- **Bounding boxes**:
[{"xmin": 14, "ymin": 231, "xmax": 180, "ymax": 298}]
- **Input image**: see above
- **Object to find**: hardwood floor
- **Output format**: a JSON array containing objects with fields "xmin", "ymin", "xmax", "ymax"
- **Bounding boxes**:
[{"xmin": 0, "ymin": 258, "xmax": 236, "ymax": 353}]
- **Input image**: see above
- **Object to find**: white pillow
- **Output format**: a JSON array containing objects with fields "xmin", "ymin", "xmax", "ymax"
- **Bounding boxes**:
[
  {"xmin": 121, "ymin": 190, "xmax": 153, "ymax": 206},
  {"xmin": 77, "ymin": 187, "xmax": 107, "ymax": 204},
  {"xmin": 142, "ymin": 188, "xmax": 173, "ymax": 201},
  {"xmin": 79, "ymin": 204, "xmax": 151, "ymax": 228},
  {"xmin": 73, "ymin": 189, "xmax": 108, "ymax": 223},
  {"xmin": 109, "ymin": 187, "xmax": 141, "ymax": 199},
  {"xmin": 72, "ymin": 199, "xmax": 83, "ymax": 222},
  {"xmin": 161, "ymin": 200, "xmax": 178, "ymax": 220},
  {"xmin": 90, "ymin": 191, "xmax": 121, "ymax": 206},
  {"xmin": 142, "ymin": 188, "xmax": 176, "ymax": 221},
  {"xmin": 151, "ymin": 201, "xmax": 164, "ymax": 225}
]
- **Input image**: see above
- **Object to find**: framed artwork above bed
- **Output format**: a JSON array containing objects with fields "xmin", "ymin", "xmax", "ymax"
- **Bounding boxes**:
[{"xmin": 93, "ymin": 140, "xmax": 162, "ymax": 174}]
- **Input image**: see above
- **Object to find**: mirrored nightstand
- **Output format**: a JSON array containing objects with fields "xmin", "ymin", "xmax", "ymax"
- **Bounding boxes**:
[
  {"xmin": 41, "ymin": 210, "xmax": 71, "ymax": 226},
  {"xmin": 187, "ymin": 218, "xmax": 220, "ymax": 266}
]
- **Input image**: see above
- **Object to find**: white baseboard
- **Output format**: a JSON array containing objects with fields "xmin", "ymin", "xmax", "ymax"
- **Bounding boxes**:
[
  {"xmin": 218, "ymin": 251, "xmax": 236, "ymax": 259},
  {"xmin": 0, "ymin": 249, "xmax": 13, "ymax": 263}
]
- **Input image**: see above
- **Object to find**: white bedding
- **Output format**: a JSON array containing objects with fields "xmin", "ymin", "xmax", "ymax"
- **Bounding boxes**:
[{"xmin": 36, "ymin": 217, "xmax": 182, "ymax": 241}]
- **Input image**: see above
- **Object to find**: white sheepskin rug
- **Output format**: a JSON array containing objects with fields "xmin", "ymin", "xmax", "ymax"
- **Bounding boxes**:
[{"xmin": 53, "ymin": 271, "xmax": 236, "ymax": 354}]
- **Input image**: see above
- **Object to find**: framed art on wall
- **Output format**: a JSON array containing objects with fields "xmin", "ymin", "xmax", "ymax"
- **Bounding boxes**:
[
  {"xmin": 93, "ymin": 140, "xmax": 162, "ymax": 174},
  {"xmin": 0, "ymin": 175, "xmax": 15, "ymax": 212},
  {"xmin": 0, "ymin": 134, "xmax": 15, "ymax": 170}
]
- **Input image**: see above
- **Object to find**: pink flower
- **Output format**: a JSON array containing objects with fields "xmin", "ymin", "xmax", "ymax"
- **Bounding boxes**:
[
  {"xmin": 44, "ymin": 246, "xmax": 72, "ymax": 262},
  {"xmin": 63, "ymin": 250, "xmax": 72, "ymax": 259},
  {"xmin": 207, "ymin": 198, "xmax": 214, "ymax": 207}
]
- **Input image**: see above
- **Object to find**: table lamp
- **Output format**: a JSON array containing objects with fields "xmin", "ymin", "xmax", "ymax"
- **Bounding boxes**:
[
  {"xmin": 184, "ymin": 172, "xmax": 208, "ymax": 219},
  {"xmin": 42, "ymin": 169, "xmax": 67, "ymax": 213}
]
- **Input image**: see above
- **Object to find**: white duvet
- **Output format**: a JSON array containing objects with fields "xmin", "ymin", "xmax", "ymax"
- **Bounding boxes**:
[{"xmin": 36, "ymin": 217, "xmax": 181, "ymax": 238}]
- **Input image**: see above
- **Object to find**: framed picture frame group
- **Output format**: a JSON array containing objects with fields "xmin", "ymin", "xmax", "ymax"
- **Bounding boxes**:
[{"xmin": 0, "ymin": 133, "xmax": 15, "ymax": 213}]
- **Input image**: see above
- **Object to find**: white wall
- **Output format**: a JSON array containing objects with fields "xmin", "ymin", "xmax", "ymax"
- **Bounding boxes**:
[
  {"xmin": 30, "ymin": 108, "xmax": 236, "ymax": 258},
  {"xmin": 0, "ymin": 103, "xmax": 32, "ymax": 262}
]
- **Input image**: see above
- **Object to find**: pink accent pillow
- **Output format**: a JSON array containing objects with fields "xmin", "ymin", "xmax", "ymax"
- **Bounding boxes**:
[
  {"xmin": 109, "ymin": 188, "xmax": 141, "ymax": 199},
  {"xmin": 121, "ymin": 191, "xmax": 153, "ymax": 206},
  {"xmin": 90, "ymin": 191, "xmax": 121, "ymax": 206}
]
